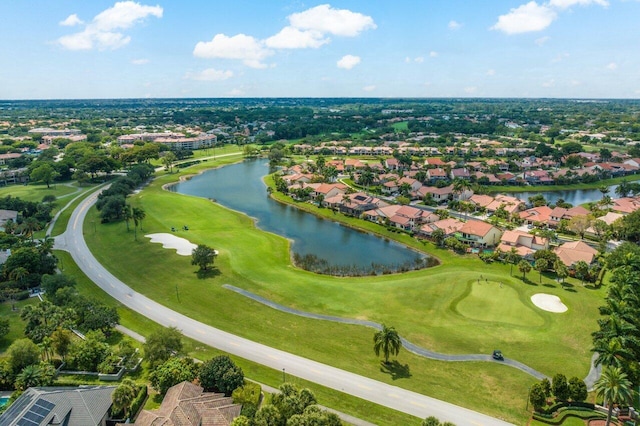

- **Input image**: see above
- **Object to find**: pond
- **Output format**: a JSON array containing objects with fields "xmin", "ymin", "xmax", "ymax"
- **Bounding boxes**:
[
  {"xmin": 169, "ymin": 159, "xmax": 432, "ymax": 275},
  {"xmin": 505, "ymin": 185, "xmax": 618, "ymax": 207}
]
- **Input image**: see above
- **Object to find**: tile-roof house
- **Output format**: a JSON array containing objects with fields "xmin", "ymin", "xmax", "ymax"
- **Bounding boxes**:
[
  {"xmin": 458, "ymin": 220, "xmax": 502, "ymax": 248},
  {"xmin": 497, "ymin": 230, "xmax": 549, "ymax": 258},
  {"xmin": 418, "ymin": 218, "xmax": 464, "ymax": 238},
  {"xmin": 134, "ymin": 381, "xmax": 241, "ymax": 426},
  {"xmin": 548, "ymin": 206, "xmax": 590, "ymax": 227},
  {"xmin": 0, "ymin": 209, "xmax": 18, "ymax": 230},
  {"xmin": 554, "ymin": 241, "xmax": 598, "ymax": 267},
  {"xmin": 0, "ymin": 386, "xmax": 116, "ymax": 426}
]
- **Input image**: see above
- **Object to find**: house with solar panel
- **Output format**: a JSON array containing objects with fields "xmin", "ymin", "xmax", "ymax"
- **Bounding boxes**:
[{"xmin": 0, "ymin": 385, "xmax": 116, "ymax": 426}]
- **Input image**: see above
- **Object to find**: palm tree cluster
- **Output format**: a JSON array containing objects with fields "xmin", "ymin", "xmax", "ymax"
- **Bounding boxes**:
[{"xmin": 591, "ymin": 243, "xmax": 640, "ymax": 425}]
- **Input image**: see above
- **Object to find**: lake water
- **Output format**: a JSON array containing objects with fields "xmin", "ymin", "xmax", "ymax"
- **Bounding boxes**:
[
  {"xmin": 505, "ymin": 185, "xmax": 618, "ymax": 207},
  {"xmin": 169, "ymin": 159, "xmax": 430, "ymax": 274}
]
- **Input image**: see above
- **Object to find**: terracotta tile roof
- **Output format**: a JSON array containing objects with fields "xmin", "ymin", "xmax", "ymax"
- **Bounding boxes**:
[
  {"xmin": 459, "ymin": 220, "xmax": 496, "ymax": 237},
  {"xmin": 554, "ymin": 241, "xmax": 598, "ymax": 267}
]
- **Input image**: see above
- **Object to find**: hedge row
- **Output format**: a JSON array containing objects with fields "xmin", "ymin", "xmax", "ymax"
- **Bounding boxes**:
[{"xmin": 533, "ymin": 409, "xmax": 605, "ymax": 425}]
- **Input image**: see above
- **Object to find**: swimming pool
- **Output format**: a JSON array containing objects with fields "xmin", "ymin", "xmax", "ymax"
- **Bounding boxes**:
[{"xmin": 0, "ymin": 396, "xmax": 9, "ymax": 407}]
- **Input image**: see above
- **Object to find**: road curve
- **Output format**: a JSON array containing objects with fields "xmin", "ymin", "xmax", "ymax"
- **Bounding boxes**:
[{"xmin": 54, "ymin": 186, "xmax": 515, "ymax": 426}]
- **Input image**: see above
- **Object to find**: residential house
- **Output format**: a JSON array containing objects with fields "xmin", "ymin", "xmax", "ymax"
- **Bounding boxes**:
[
  {"xmin": 421, "ymin": 186, "xmax": 453, "ymax": 204},
  {"xmin": 519, "ymin": 206, "xmax": 553, "ymax": 226},
  {"xmin": 485, "ymin": 195, "xmax": 524, "ymax": 215},
  {"xmin": 497, "ymin": 230, "xmax": 549, "ymax": 258},
  {"xmin": 0, "ymin": 386, "xmax": 116, "ymax": 426},
  {"xmin": 0, "ymin": 209, "xmax": 18, "ymax": 230},
  {"xmin": 338, "ymin": 192, "xmax": 382, "ymax": 216},
  {"xmin": 585, "ymin": 212, "xmax": 623, "ymax": 238},
  {"xmin": 418, "ymin": 218, "xmax": 465, "ymax": 238},
  {"xmin": 612, "ymin": 196, "xmax": 640, "ymax": 215},
  {"xmin": 450, "ymin": 168, "xmax": 471, "ymax": 180},
  {"xmin": 427, "ymin": 168, "xmax": 448, "ymax": 182},
  {"xmin": 554, "ymin": 241, "xmax": 598, "ymax": 268},
  {"xmin": 457, "ymin": 220, "xmax": 502, "ymax": 247},
  {"xmin": 0, "ymin": 153, "xmax": 22, "ymax": 165},
  {"xmin": 548, "ymin": 206, "xmax": 590, "ymax": 228},
  {"xmin": 134, "ymin": 381, "xmax": 241, "ymax": 426},
  {"xmin": 385, "ymin": 158, "xmax": 401, "ymax": 170}
]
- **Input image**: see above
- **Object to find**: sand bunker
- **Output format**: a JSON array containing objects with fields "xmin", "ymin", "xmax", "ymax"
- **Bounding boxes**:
[
  {"xmin": 146, "ymin": 233, "xmax": 197, "ymax": 256},
  {"xmin": 531, "ymin": 293, "xmax": 568, "ymax": 313}
]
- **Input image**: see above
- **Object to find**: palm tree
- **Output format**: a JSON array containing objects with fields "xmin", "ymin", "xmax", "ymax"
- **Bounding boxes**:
[
  {"xmin": 132, "ymin": 207, "xmax": 146, "ymax": 241},
  {"xmin": 122, "ymin": 204, "xmax": 132, "ymax": 232},
  {"xmin": 373, "ymin": 324, "xmax": 402, "ymax": 364},
  {"xmin": 594, "ymin": 366, "xmax": 634, "ymax": 426},
  {"xmin": 592, "ymin": 337, "xmax": 634, "ymax": 370},
  {"xmin": 111, "ymin": 379, "xmax": 137, "ymax": 420},
  {"xmin": 505, "ymin": 247, "xmax": 521, "ymax": 276},
  {"xmin": 21, "ymin": 217, "xmax": 42, "ymax": 241},
  {"xmin": 554, "ymin": 259, "xmax": 569, "ymax": 284},
  {"xmin": 535, "ymin": 258, "xmax": 549, "ymax": 283},
  {"xmin": 518, "ymin": 259, "xmax": 532, "ymax": 281}
]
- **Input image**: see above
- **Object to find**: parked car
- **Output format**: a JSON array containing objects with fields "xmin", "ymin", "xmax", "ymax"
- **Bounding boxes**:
[{"xmin": 492, "ymin": 350, "xmax": 504, "ymax": 361}]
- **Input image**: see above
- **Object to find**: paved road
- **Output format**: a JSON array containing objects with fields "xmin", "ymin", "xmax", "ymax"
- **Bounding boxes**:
[{"xmin": 54, "ymin": 186, "xmax": 515, "ymax": 426}]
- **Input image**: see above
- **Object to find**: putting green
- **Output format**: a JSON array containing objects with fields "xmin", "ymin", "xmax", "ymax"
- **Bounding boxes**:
[{"xmin": 454, "ymin": 281, "xmax": 544, "ymax": 327}]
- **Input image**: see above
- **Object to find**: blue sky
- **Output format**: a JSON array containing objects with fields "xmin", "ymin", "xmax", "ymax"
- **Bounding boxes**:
[{"xmin": 1, "ymin": 0, "xmax": 639, "ymax": 99}]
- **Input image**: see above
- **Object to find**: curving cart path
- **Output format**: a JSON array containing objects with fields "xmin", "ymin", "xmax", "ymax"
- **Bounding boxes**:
[
  {"xmin": 53, "ymin": 186, "xmax": 515, "ymax": 426},
  {"xmin": 223, "ymin": 285, "xmax": 547, "ymax": 380}
]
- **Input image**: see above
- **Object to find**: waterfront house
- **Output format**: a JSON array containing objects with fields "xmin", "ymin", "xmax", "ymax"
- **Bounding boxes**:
[{"xmin": 457, "ymin": 220, "xmax": 502, "ymax": 247}]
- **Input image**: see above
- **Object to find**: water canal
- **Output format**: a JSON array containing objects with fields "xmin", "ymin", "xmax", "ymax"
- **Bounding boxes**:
[
  {"xmin": 169, "ymin": 159, "xmax": 431, "ymax": 275},
  {"xmin": 504, "ymin": 185, "xmax": 618, "ymax": 206}
]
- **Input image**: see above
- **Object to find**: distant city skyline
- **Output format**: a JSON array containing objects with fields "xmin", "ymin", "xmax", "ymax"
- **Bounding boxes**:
[{"xmin": 1, "ymin": 0, "xmax": 639, "ymax": 99}]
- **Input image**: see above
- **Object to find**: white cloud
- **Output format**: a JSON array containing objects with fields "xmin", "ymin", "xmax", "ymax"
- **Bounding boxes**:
[
  {"xmin": 265, "ymin": 27, "xmax": 328, "ymax": 49},
  {"xmin": 535, "ymin": 36, "xmax": 551, "ymax": 46},
  {"xmin": 131, "ymin": 58, "xmax": 149, "ymax": 65},
  {"xmin": 429, "ymin": 51, "xmax": 438, "ymax": 57},
  {"xmin": 227, "ymin": 88, "xmax": 244, "ymax": 96},
  {"xmin": 288, "ymin": 4, "xmax": 376, "ymax": 37},
  {"xmin": 414, "ymin": 56, "xmax": 424, "ymax": 63},
  {"xmin": 486, "ymin": 69, "xmax": 496, "ymax": 76},
  {"xmin": 60, "ymin": 14, "xmax": 83, "ymax": 27},
  {"xmin": 491, "ymin": 1, "xmax": 557, "ymax": 34},
  {"xmin": 404, "ymin": 57, "xmax": 411, "ymax": 63},
  {"xmin": 448, "ymin": 20, "xmax": 462, "ymax": 30},
  {"xmin": 464, "ymin": 86, "xmax": 478, "ymax": 94},
  {"xmin": 363, "ymin": 85, "xmax": 376, "ymax": 92},
  {"xmin": 606, "ymin": 62, "xmax": 618, "ymax": 70},
  {"xmin": 193, "ymin": 34, "xmax": 272, "ymax": 69},
  {"xmin": 185, "ymin": 68, "xmax": 234, "ymax": 81},
  {"xmin": 548, "ymin": 0, "xmax": 609, "ymax": 9},
  {"xmin": 57, "ymin": 1, "xmax": 163, "ymax": 50},
  {"xmin": 337, "ymin": 54, "xmax": 361, "ymax": 69},
  {"xmin": 542, "ymin": 79, "xmax": 555, "ymax": 87}
]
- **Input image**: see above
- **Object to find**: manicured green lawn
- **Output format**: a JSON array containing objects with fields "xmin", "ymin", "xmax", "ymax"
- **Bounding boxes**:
[
  {"xmin": 0, "ymin": 182, "xmax": 80, "ymax": 203},
  {"xmin": 77, "ymin": 157, "xmax": 607, "ymax": 424},
  {"xmin": 0, "ymin": 298, "xmax": 37, "ymax": 354}
]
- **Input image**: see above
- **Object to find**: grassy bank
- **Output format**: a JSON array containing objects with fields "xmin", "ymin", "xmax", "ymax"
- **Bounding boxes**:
[{"xmin": 78, "ymin": 157, "xmax": 606, "ymax": 424}]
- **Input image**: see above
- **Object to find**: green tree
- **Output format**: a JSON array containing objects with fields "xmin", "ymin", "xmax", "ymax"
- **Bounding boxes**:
[
  {"xmin": 7, "ymin": 338, "xmax": 41, "ymax": 374},
  {"xmin": 554, "ymin": 259, "xmax": 569, "ymax": 284},
  {"xmin": 422, "ymin": 416, "xmax": 442, "ymax": 426},
  {"xmin": 51, "ymin": 328, "xmax": 73, "ymax": 361},
  {"xmin": 568, "ymin": 377, "xmax": 587, "ymax": 402},
  {"xmin": 0, "ymin": 318, "xmax": 9, "ymax": 340},
  {"xmin": 30, "ymin": 163, "xmax": 59, "ymax": 188},
  {"xmin": 20, "ymin": 301, "xmax": 71, "ymax": 343},
  {"xmin": 552, "ymin": 373, "xmax": 570, "ymax": 401},
  {"xmin": 191, "ymin": 244, "xmax": 217, "ymax": 271},
  {"xmin": 68, "ymin": 330, "xmax": 111, "ymax": 372},
  {"xmin": 373, "ymin": 324, "xmax": 402, "ymax": 364},
  {"xmin": 111, "ymin": 379, "xmax": 137, "ymax": 420},
  {"xmin": 574, "ymin": 260, "xmax": 590, "ymax": 285},
  {"xmin": 518, "ymin": 260, "xmax": 532, "ymax": 281},
  {"xmin": 529, "ymin": 382, "xmax": 547, "ymax": 412},
  {"xmin": 162, "ymin": 151, "xmax": 177, "ymax": 173},
  {"xmin": 271, "ymin": 383, "xmax": 318, "ymax": 422},
  {"xmin": 150, "ymin": 357, "xmax": 199, "ymax": 395},
  {"xmin": 594, "ymin": 366, "xmax": 634, "ymax": 426},
  {"xmin": 253, "ymin": 404, "xmax": 282, "ymax": 426},
  {"xmin": 535, "ymin": 258, "xmax": 549, "ymax": 283},
  {"xmin": 14, "ymin": 362, "xmax": 56, "ymax": 391},
  {"xmin": 132, "ymin": 206, "xmax": 146, "ymax": 240},
  {"xmin": 198, "ymin": 355, "xmax": 244, "ymax": 396},
  {"xmin": 144, "ymin": 326, "xmax": 183, "ymax": 368},
  {"xmin": 505, "ymin": 247, "xmax": 521, "ymax": 276}
]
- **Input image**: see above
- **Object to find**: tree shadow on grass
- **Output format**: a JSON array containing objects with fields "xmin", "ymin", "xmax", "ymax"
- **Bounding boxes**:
[
  {"xmin": 543, "ymin": 283, "xmax": 556, "ymax": 288},
  {"xmin": 195, "ymin": 268, "xmax": 221, "ymax": 279},
  {"xmin": 521, "ymin": 277, "xmax": 538, "ymax": 286},
  {"xmin": 563, "ymin": 287, "xmax": 577, "ymax": 293},
  {"xmin": 380, "ymin": 360, "xmax": 411, "ymax": 380}
]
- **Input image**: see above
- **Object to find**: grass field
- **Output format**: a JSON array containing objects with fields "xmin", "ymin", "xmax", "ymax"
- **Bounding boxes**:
[
  {"xmin": 75, "ymin": 156, "xmax": 607, "ymax": 424},
  {"xmin": 0, "ymin": 182, "xmax": 82, "ymax": 203}
]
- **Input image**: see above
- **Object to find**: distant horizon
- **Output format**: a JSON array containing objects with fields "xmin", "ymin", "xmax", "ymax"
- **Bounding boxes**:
[
  {"xmin": 2, "ymin": 1, "xmax": 639, "ymax": 99},
  {"xmin": 2, "ymin": 96, "xmax": 640, "ymax": 103}
]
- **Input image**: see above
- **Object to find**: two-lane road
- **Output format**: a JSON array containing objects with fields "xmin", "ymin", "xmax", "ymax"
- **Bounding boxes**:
[{"xmin": 55, "ymin": 186, "xmax": 514, "ymax": 426}]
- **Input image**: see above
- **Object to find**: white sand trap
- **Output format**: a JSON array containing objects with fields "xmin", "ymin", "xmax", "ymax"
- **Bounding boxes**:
[
  {"xmin": 531, "ymin": 293, "xmax": 568, "ymax": 313},
  {"xmin": 146, "ymin": 233, "xmax": 197, "ymax": 256}
]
